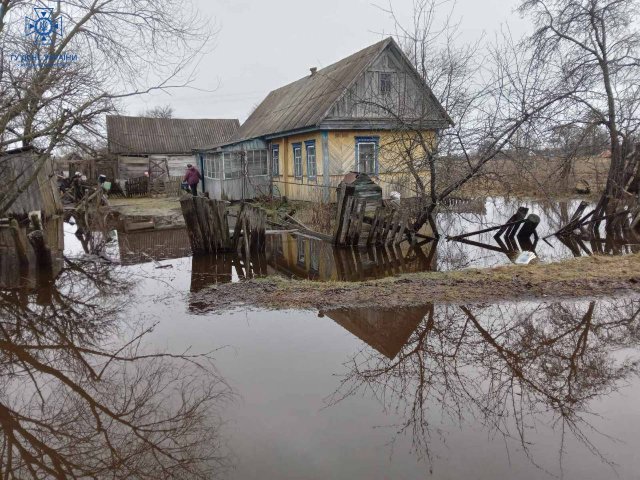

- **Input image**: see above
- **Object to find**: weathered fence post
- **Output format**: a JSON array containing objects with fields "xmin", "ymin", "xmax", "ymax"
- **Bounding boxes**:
[
  {"xmin": 180, "ymin": 196, "xmax": 206, "ymax": 254},
  {"xmin": 9, "ymin": 219, "xmax": 29, "ymax": 267},
  {"xmin": 27, "ymin": 230, "xmax": 53, "ymax": 269}
]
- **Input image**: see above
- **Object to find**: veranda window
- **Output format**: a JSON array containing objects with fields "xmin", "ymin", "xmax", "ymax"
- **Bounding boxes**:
[
  {"xmin": 247, "ymin": 150, "xmax": 268, "ymax": 176},
  {"xmin": 223, "ymin": 153, "xmax": 242, "ymax": 179}
]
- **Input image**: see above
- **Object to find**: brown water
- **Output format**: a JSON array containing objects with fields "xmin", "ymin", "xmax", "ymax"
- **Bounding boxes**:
[
  {"xmin": 1, "ymin": 196, "xmax": 639, "ymax": 478},
  {"xmin": 2, "ymin": 245, "xmax": 639, "ymax": 479},
  {"xmin": 77, "ymin": 196, "xmax": 640, "ymax": 283}
]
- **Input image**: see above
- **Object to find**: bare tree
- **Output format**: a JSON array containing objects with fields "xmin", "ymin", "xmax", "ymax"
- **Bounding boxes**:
[
  {"xmin": 141, "ymin": 104, "xmax": 175, "ymax": 118},
  {"xmin": 0, "ymin": 0, "xmax": 214, "ymax": 216},
  {"xmin": 519, "ymin": 0, "xmax": 640, "ymax": 226},
  {"xmin": 372, "ymin": 0, "xmax": 574, "ymax": 236},
  {"xmin": 329, "ymin": 299, "xmax": 640, "ymax": 473},
  {"xmin": 0, "ymin": 259, "xmax": 233, "ymax": 479}
]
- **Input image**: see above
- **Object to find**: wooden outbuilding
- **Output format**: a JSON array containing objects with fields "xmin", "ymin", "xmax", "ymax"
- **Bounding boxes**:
[
  {"xmin": 0, "ymin": 146, "xmax": 63, "ymax": 219},
  {"xmin": 106, "ymin": 115, "xmax": 240, "ymax": 184}
]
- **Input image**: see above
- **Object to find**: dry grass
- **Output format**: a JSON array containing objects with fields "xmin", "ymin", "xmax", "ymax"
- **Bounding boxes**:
[
  {"xmin": 440, "ymin": 155, "xmax": 611, "ymax": 199},
  {"xmin": 195, "ymin": 253, "xmax": 640, "ymax": 311}
]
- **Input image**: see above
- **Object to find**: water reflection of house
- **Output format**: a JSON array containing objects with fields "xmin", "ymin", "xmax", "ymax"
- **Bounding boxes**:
[
  {"xmin": 117, "ymin": 228, "xmax": 191, "ymax": 265},
  {"xmin": 267, "ymin": 233, "xmax": 437, "ymax": 281},
  {"xmin": 323, "ymin": 305, "xmax": 432, "ymax": 359}
]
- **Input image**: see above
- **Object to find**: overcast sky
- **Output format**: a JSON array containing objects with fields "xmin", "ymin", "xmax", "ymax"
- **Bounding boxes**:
[{"xmin": 125, "ymin": 0, "xmax": 529, "ymax": 122}]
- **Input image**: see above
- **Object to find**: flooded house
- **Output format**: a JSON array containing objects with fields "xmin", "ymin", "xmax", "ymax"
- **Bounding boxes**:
[
  {"xmin": 106, "ymin": 115, "xmax": 240, "ymax": 182},
  {"xmin": 196, "ymin": 37, "xmax": 451, "ymax": 202}
]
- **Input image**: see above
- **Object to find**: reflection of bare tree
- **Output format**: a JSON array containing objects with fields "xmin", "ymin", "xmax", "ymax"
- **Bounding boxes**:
[
  {"xmin": 329, "ymin": 299, "xmax": 640, "ymax": 471},
  {"xmin": 0, "ymin": 260, "xmax": 232, "ymax": 479}
]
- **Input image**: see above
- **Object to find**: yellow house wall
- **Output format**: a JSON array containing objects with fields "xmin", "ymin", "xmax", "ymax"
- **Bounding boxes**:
[
  {"xmin": 271, "ymin": 131, "xmax": 326, "ymax": 202},
  {"xmin": 271, "ymin": 129, "xmax": 436, "ymax": 202}
]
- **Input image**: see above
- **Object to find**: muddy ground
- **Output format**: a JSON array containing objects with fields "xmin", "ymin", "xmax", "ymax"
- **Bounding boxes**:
[{"xmin": 191, "ymin": 253, "xmax": 640, "ymax": 311}]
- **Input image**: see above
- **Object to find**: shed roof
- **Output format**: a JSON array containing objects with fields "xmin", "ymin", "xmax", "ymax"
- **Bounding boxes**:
[
  {"xmin": 206, "ymin": 37, "xmax": 451, "ymax": 150},
  {"xmin": 107, "ymin": 116, "xmax": 240, "ymax": 155}
]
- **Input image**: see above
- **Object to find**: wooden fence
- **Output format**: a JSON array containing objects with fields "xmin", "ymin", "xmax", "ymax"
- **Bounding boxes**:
[
  {"xmin": 333, "ymin": 196, "xmax": 408, "ymax": 247},
  {"xmin": 180, "ymin": 196, "xmax": 267, "ymax": 256},
  {"xmin": 125, "ymin": 176, "xmax": 149, "ymax": 197}
]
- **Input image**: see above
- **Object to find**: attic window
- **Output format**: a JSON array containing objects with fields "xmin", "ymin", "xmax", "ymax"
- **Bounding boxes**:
[{"xmin": 380, "ymin": 72, "xmax": 392, "ymax": 95}]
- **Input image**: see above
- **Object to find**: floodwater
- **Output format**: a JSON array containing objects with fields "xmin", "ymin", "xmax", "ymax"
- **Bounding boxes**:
[
  {"xmin": 1, "ymin": 197, "xmax": 640, "ymax": 478},
  {"xmin": 61, "ymin": 196, "xmax": 640, "ymax": 285},
  {"xmin": 1, "ymin": 222, "xmax": 640, "ymax": 478}
]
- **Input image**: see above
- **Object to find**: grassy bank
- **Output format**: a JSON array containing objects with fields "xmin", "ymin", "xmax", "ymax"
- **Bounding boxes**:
[{"xmin": 192, "ymin": 253, "xmax": 640, "ymax": 311}]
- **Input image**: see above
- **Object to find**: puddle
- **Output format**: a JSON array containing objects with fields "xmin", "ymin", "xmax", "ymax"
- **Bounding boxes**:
[{"xmin": 1, "ymin": 252, "xmax": 639, "ymax": 478}]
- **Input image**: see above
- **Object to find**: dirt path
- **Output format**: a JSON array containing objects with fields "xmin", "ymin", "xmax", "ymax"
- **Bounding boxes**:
[{"xmin": 192, "ymin": 253, "xmax": 640, "ymax": 311}]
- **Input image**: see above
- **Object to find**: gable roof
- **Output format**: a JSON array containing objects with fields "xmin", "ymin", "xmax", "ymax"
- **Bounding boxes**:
[
  {"xmin": 107, "ymin": 116, "xmax": 240, "ymax": 155},
  {"xmin": 325, "ymin": 305, "xmax": 430, "ymax": 359},
  {"xmin": 213, "ymin": 37, "xmax": 451, "ymax": 149}
]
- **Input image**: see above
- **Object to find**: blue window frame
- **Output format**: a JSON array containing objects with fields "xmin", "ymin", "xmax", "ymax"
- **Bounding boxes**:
[
  {"xmin": 355, "ymin": 136, "xmax": 379, "ymax": 175},
  {"xmin": 293, "ymin": 143, "xmax": 303, "ymax": 178},
  {"xmin": 271, "ymin": 145, "xmax": 279, "ymax": 176},
  {"xmin": 305, "ymin": 140, "xmax": 317, "ymax": 180}
]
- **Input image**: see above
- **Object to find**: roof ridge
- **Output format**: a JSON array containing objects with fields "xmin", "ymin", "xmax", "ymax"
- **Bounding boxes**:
[
  {"xmin": 266, "ymin": 37, "xmax": 392, "ymax": 97},
  {"xmin": 107, "ymin": 115, "xmax": 240, "ymax": 122}
]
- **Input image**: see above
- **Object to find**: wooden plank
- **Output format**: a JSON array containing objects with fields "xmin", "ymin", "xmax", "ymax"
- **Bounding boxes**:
[
  {"xmin": 367, "ymin": 205, "xmax": 381, "ymax": 245},
  {"xmin": 332, "ymin": 184, "xmax": 347, "ymax": 244},
  {"xmin": 494, "ymin": 207, "xmax": 528, "ymax": 239},
  {"xmin": 180, "ymin": 196, "xmax": 204, "ymax": 255},
  {"xmin": 219, "ymin": 201, "xmax": 230, "ymax": 246},
  {"xmin": 387, "ymin": 210, "xmax": 401, "ymax": 245},
  {"xmin": 206, "ymin": 198, "xmax": 221, "ymax": 251},
  {"xmin": 338, "ymin": 196, "xmax": 354, "ymax": 246},
  {"xmin": 395, "ymin": 210, "xmax": 407, "ymax": 245},
  {"xmin": 242, "ymin": 215, "xmax": 251, "ymax": 260},
  {"xmin": 124, "ymin": 220, "xmax": 155, "ymax": 233},
  {"xmin": 232, "ymin": 204, "xmax": 246, "ymax": 249},
  {"xmin": 347, "ymin": 199, "xmax": 361, "ymax": 245},
  {"xmin": 355, "ymin": 200, "xmax": 367, "ymax": 246},
  {"xmin": 381, "ymin": 209, "xmax": 395, "ymax": 245},
  {"xmin": 193, "ymin": 197, "xmax": 212, "ymax": 251}
]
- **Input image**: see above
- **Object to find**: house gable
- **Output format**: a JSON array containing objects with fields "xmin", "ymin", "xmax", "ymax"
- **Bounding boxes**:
[{"xmin": 322, "ymin": 41, "xmax": 451, "ymax": 130}]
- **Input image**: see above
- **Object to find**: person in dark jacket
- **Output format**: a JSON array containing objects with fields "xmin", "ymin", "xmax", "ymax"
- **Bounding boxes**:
[{"xmin": 183, "ymin": 164, "xmax": 202, "ymax": 196}]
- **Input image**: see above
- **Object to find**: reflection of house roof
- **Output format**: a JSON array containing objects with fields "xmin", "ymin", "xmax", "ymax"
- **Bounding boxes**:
[
  {"xmin": 106, "ymin": 116, "xmax": 240, "ymax": 155},
  {"xmin": 324, "ymin": 305, "xmax": 431, "ymax": 359}
]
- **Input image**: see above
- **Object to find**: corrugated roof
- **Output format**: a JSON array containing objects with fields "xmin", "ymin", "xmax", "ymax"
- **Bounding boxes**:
[
  {"xmin": 231, "ymin": 38, "xmax": 393, "ymax": 143},
  {"xmin": 107, "ymin": 116, "xmax": 240, "ymax": 155}
]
